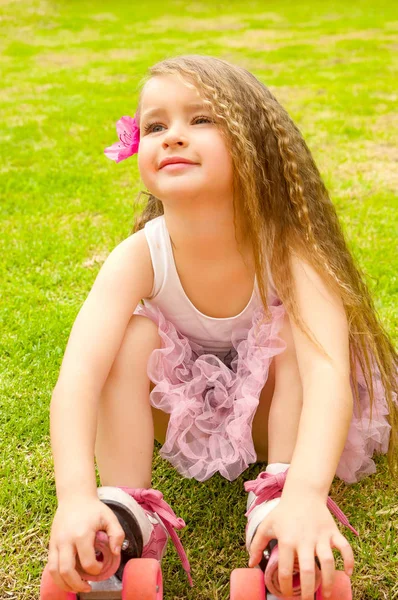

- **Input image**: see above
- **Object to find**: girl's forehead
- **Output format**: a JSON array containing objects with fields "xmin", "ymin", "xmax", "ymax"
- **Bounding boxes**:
[{"xmin": 140, "ymin": 74, "xmax": 203, "ymax": 112}]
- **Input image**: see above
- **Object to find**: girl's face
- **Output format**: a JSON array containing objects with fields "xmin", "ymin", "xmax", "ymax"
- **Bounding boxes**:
[{"xmin": 138, "ymin": 74, "xmax": 234, "ymax": 206}]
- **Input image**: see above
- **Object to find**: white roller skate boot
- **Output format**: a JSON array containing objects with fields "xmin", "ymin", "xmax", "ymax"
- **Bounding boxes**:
[
  {"xmin": 77, "ymin": 486, "xmax": 193, "ymax": 598},
  {"xmin": 245, "ymin": 463, "xmax": 290, "ymax": 600},
  {"xmin": 244, "ymin": 463, "xmax": 359, "ymax": 599}
]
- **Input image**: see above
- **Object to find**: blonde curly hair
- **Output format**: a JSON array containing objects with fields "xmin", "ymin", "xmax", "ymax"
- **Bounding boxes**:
[{"xmin": 131, "ymin": 54, "xmax": 398, "ymax": 477}]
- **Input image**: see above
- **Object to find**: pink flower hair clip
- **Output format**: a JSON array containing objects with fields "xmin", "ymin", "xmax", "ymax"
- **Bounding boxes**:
[{"xmin": 104, "ymin": 114, "xmax": 140, "ymax": 163}]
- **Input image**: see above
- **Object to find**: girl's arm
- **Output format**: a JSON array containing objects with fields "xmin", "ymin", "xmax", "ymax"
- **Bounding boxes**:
[
  {"xmin": 247, "ymin": 254, "xmax": 355, "ymax": 599},
  {"xmin": 281, "ymin": 253, "xmax": 353, "ymax": 502},
  {"xmin": 50, "ymin": 230, "xmax": 153, "ymax": 502}
]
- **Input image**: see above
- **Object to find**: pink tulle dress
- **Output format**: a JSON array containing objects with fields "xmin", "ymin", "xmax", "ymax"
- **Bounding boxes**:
[{"xmin": 133, "ymin": 215, "xmax": 394, "ymax": 484}]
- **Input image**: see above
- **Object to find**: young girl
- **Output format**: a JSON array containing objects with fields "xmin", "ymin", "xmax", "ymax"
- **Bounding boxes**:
[{"xmin": 46, "ymin": 55, "xmax": 398, "ymax": 600}]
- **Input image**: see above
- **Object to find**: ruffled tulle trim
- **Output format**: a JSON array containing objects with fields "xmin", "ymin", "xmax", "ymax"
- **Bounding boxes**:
[
  {"xmin": 335, "ymin": 359, "xmax": 395, "ymax": 484},
  {"xmin": 133, "ymin": 302, "xmax": 394, "ymax": 484},
  {"xmin": 134, "ymin": 300, "xmax": 286, "ymax": 482}
]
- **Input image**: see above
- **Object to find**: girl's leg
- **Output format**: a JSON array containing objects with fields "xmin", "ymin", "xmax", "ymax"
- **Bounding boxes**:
[
  {"xmin": 95, "ymin": 314, "xmax": 168, "ymax": 489},
  {"xmin": 246, "ymin": 320, "xmax": 312, "ymax": 600},
  {"xmin": 151, "ymin": 399, "xmax": 170, "ymax": 446},
  {"xmin": 251, "ymin": 361, "xmax": 274, "ymax": 463},
  {"xmin": 94, "ymin": 316, "xmax": 192, "ymax": 586},
  {"xmin": 252, "ymin": 314, "xmax": 303, "ymax": 464}
]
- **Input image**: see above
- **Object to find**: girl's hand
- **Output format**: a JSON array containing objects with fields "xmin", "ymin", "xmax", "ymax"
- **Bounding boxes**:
[
  {"xmin": 248, "ymin": 491, "xmax": 355, "ymax": 600},
  {"xmin": 47, "ymin": 494, "xmax": 125, "ymax": 594}
]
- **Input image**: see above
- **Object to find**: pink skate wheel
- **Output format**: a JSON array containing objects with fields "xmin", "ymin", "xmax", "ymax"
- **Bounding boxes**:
[
  {"xmin": 40, "ymin": 564, "xmax": 77, "ymax": 600},
  {"xmin": 230, "ymin": 568, "xmax": 266, "ymax": 600},
  {"xmin": 122, "ymin": 558, "xmax": 163, "ymax": 600},
  {"xmin": 316, "ymin": 571, "xmax": 352, "ymax": 599}
]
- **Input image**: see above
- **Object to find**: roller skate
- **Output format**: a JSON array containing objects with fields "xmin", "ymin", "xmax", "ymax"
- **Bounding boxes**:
[
  {"xmin": 230, "ymin": 464, "xmax": 358, "ymax": 599},
  {"xmin": 40, "ymin": 486, "xmax": 193, "ymax": 599}
]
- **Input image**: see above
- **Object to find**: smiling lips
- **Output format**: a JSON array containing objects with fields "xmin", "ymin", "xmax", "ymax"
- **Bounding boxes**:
[{"xmin": 159, "ymin": 156, "xmax": 198, "ymax": 169}]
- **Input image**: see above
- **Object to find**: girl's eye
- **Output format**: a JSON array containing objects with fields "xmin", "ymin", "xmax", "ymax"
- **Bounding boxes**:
[{"xmin": 143, "ymin": 116, "xmax": 213, "ymax": 134}]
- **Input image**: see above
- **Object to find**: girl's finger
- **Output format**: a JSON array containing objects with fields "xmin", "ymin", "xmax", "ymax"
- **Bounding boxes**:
[
  {"xmin": 58, "ymin": 544, "xmax": 92, "ymax": 594},
  {"xmin": 248, "ymin": 523, "xmax": 275, "ymax": 567},
  {"xmin": 276, "ymin": 542, "xmax": 295, "ymax": 598},
  {"xmin": 331, "ymin": 532, "xmax": 355, "ymax": 577},
  {"xmin": 47, "ymin": 548, "xmax": 73, "ymax": 593},
  {"xmin": 297, "ymin": 547, "xmax": 316, "ymax": 600},
  {"xmin": 75, "ymin": 532, "xmax": 102, "ymax": 577},
  {"xmin": 315, "ymin": 540, "xmax": 336, "ymax": 598}
]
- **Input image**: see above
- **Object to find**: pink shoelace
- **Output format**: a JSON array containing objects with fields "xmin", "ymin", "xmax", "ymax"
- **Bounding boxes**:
[
  {"xmin": 121, "ymin": 487, "xmax": 193, "ymax": 587},
  {"xmin": 244, "ymin": 470, "xmax": 359, "ymax": 536}
]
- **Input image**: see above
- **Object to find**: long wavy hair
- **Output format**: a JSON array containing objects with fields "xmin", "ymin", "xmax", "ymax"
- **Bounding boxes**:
[{"xmin": 131, "ymin": 55, "xmax": 398, "ymax": 477}]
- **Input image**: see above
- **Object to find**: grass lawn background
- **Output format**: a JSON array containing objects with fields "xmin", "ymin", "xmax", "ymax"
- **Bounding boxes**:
[{"xmin": 0, "ymin": 0, "xmax": 397, "ymax": 598}]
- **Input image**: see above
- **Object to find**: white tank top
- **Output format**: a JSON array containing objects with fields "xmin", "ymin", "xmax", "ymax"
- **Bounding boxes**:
[{"xmin": 142, "ymin": 215, "xmax": 275, "ymax": 352}]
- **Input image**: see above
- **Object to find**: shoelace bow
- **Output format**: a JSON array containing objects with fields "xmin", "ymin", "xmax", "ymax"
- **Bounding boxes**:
[
  {"xmin": 244, "ymin": 470, "xmax": 359, "ymax": 536},
  {"xmin": 122, "ymin": 487, "xmax": 193, "ymax": 587}
]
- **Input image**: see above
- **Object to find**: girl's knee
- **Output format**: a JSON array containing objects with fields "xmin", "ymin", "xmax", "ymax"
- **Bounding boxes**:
[
  {"xmin": 125, "ymin": 314, "xmax": 160, "ymax": 345},
  {"xmin": 110, "ymin": 314, "xmax": 161, "ymax": 377},
  {"xmin": 122, "ymin": 314, "xmax": 161, "ymax": 356}
]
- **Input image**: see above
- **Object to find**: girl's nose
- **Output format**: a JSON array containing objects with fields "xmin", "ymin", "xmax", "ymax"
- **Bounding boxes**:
[{"xmin": 162, "ymin": 127, "xmax": 188, "ymax": 149}]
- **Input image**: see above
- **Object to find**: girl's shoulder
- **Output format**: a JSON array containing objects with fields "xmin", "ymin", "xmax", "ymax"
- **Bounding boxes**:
[{"xmin": 101, "ymin": 228, "xmax": 154, "ymax": 301}]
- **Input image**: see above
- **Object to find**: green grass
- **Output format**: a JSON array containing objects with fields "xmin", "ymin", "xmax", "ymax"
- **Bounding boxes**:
[{"xmin": 1, "ymin": 0, "xmax": 397, "ymax": 598}]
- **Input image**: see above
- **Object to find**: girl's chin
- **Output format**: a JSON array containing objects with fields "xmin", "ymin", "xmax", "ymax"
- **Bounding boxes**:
[{"xmin": 155, "ymin": 185, "xmax": 211, "ymax": 200}]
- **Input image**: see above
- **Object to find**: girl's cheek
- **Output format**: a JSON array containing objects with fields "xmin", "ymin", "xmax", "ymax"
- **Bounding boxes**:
[
  {"xmin": 138, "ymin": 142, "xmax": 156, "ymax": 172},
  {"xmin": 137, "ymin": 155, "xmax": 150, "ymax": 185},
  {"xmin": 138, "ymin": 150, "xmax": 150, "ymax": 177},
  {"xmin": 138, "ymin": 154, "xmax": 158, "ymax": 195},
  {"xmin": 137, "ymin": 144, "xmax": 146, "ymax": 169}
]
